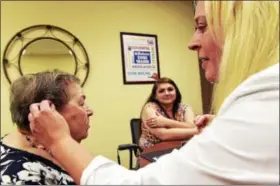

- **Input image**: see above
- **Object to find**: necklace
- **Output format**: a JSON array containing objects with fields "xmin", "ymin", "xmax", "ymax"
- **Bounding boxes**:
[{"xmin": 25, "ymin": 135, "xmax": 53, "ymax": 157}]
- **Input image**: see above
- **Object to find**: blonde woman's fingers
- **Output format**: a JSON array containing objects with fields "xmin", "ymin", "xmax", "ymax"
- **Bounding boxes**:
[
  {"xmin": 39, "ymin": 100, "xmax": 52, "ymax": 112},
  {"xmin": 28, "ymin": 113, "xmax": 34, "ymax": 123},
  {"xmin": 29, "ymin": 103, "xmax": 40, "ymax": 118}
]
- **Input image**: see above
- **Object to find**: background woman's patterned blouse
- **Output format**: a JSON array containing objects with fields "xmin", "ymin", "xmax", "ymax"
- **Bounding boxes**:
[{"xmin": 139, "ymin": 102, "xmax": 190, "ymax": 149}]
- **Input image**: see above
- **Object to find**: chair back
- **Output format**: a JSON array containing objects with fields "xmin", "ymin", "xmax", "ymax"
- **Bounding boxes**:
[{"xmin": 130, "ymin": 118, "xmax": 141, "ymax": 146}]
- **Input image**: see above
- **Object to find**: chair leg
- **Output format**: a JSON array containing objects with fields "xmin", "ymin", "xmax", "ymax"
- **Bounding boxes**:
[
  {"xmin": 117, "ymin": 150, "xmax": 121, "ymax": 165},
  {"xmin": 129, "ymin": 150, "xmax": 133, "ymax": 170}
]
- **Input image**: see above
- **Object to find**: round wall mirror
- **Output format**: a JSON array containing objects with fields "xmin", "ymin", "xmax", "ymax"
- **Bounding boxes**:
[{"xmin": 3, "ymin": 25, "xmax": 90, "ymax": 86}]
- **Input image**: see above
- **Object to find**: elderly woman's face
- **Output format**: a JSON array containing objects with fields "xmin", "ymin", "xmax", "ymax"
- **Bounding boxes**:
[
  {"xmin": 188, "ymin": 1, "xmax": 222, "ymax": 83},
  {"xmin": 59, "ymin": 83, "xmax": 93, "ymax": 143}
]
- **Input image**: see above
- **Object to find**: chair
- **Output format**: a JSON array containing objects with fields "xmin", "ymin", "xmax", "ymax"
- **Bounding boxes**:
[{"xmin": 117, "ymin": 118, "xmax": 142, "ymax": 170}]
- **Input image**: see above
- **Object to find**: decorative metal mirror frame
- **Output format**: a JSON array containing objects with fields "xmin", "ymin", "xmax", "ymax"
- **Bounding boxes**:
[{"xmin": 2, "ymin": 24, "xmax": 90, "ymax": 87}]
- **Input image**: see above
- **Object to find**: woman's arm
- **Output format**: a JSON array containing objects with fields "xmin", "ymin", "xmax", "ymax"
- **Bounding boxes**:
[
  {"xmin": 29, "ymin": 101, "xmax": 93, "ymax": 184},
  {"xmin": 154, "ymin": 117, "xmax": 196, "ymax": 128},
  {"xmin": 49, "ymin": 136, "xmax": 94, "ymax": 184},
  {"xmin": 184, "ymin": 105, "xmax": 196, "ymax": 125},
  {"xmin": 163, "ymin": 105, "xmax": 196, "ymax": 129},
  {"xmin": 147, "ymin": 127, "xmax": 198, "ymax": 141},
  {"xmin": 142, "ymin": 103, "xmax": 196, "ymax": 129},
  {"xmin": 29, "ymin": 65, "xmax": 279, "ymax": 184}
]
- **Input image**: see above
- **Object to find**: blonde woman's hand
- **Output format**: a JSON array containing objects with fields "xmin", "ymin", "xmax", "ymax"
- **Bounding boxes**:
[
  {"xmin": 29, "ymin": 100, "xmax": 71, "ymax": 150},
  {"xmin": 194, "ymin": 114, "xmax": 215, "ymax": 132}
]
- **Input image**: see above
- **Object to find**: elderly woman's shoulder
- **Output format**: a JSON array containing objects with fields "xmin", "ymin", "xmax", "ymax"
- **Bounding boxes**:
[{"xmin": 0, "ymin": 141, "xmax": 75, "ymax": 185}]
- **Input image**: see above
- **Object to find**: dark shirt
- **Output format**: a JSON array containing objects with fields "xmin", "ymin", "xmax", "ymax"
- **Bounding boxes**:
[{"xmin": 0, "ymin": 139, "xmax": 76, "ymax": 185}]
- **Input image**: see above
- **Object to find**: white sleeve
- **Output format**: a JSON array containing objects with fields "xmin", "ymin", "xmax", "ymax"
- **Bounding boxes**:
[
  {"xmin": 80, "ymin": 155, "xmax": 142, "ymax": 184},
  {"xmin": 81, "ymin": 92, "xmax": 279, "ymax": 185},
  {"xmin": 81, "ymin": 64, "xmax": 279, "ymax": 185}
]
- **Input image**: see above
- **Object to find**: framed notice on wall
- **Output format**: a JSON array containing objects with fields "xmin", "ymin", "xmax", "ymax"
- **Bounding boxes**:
[{"xmin": 120, "ymin": 32, "xmax": 160, "ymax": 84}]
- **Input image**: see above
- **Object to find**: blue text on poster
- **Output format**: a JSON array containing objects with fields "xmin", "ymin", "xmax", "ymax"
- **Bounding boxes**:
[{"xmin": 133, "ymin": 51, "xmax": 151, "ymax": 64}]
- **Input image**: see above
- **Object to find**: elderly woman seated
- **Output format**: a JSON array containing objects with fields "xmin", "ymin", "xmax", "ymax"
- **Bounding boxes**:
[
  {"xmin": 0, "ymin": 70, "xmax": 93, "ymax": 185},
  {"xmin": 139, "ymin": 77, "xmax": 199, "ymax": 149}
]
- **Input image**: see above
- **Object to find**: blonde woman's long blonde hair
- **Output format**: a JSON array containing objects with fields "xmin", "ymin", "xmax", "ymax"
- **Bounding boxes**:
[{"xmin": 204, "ymin": 1, "xmax": 279, "ymax": 114}]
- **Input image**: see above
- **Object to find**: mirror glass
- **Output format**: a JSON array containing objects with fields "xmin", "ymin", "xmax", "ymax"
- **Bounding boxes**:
[{"xmin": 20, "ymin": 39, "xmax": 76, "ymax": 74}]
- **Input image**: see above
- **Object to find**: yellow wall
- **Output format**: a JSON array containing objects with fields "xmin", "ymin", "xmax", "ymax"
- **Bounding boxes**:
[{"xmin": 1, "ymin": 1, "xmax": 202, "ymax": 167}]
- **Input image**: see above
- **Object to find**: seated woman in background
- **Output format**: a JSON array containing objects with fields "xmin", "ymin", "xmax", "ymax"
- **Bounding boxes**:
[
  {"xmin": 0, "ymin": 70, "xmax": 93, "ymax": 185},
  {"xmin": 139, "ymin": 77, "xmax": 198, "ymax": 149}
]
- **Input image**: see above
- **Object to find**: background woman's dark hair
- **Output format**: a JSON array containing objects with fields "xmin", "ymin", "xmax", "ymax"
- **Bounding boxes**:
[
  {"xmin": 142, "ymin": 77, "xmax": 182, "ymax": 119},
  {"xmin": 10, "ymin": 70, "xmax": 80, "ymax": 132}
]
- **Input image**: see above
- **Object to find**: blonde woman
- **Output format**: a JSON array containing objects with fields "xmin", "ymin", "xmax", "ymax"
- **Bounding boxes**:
[{"xmin": 28, "ymin": 1, "xmax": 279, "ymax": 184}]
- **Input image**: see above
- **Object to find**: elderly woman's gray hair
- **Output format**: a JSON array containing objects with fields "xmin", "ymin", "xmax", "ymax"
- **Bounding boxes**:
[{"xmin": 10, "ymin": 70, "xmax": 80, "ymax": 132}]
